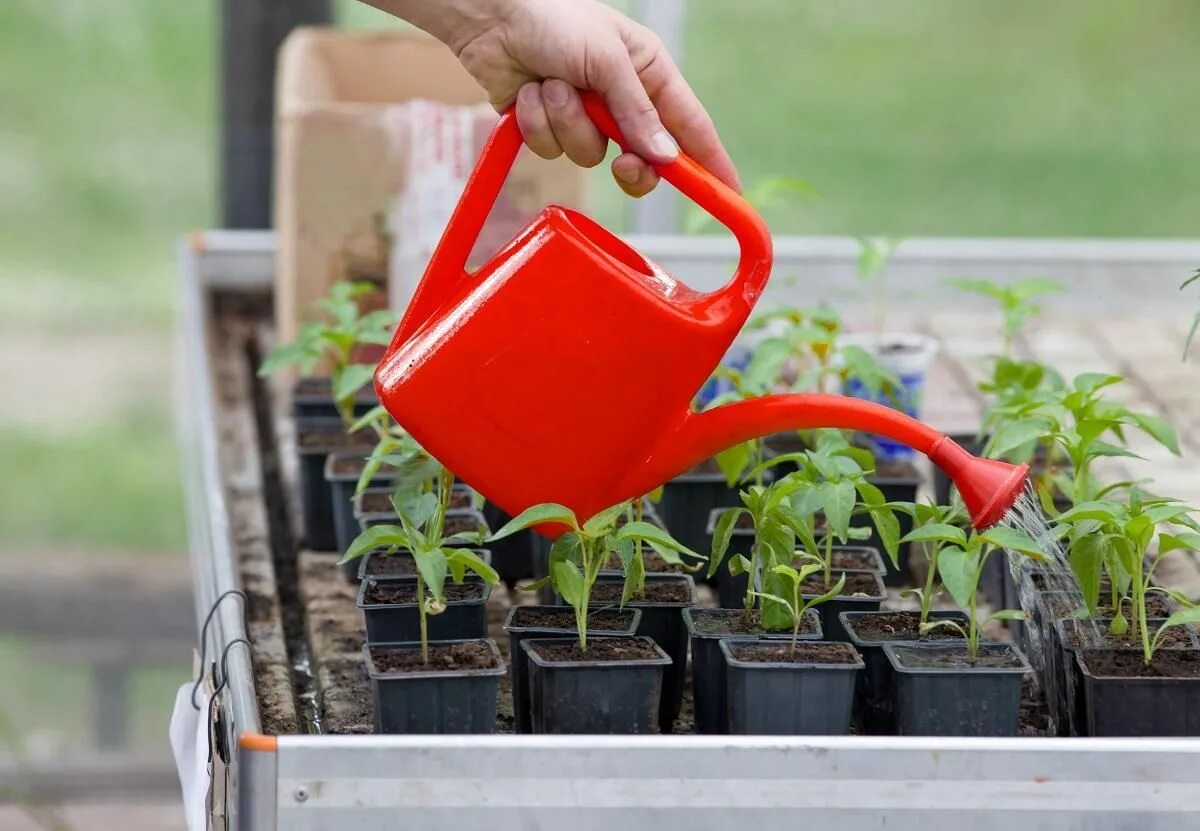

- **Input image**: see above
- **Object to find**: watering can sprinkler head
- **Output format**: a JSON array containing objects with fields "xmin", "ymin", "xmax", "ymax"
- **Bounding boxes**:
[{"xmin": 928, "ymin": 437, "xmax": 1030, "ymax": 530}]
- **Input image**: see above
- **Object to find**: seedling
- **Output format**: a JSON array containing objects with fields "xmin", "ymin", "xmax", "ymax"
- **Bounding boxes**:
[
  {"xmin": 985, "ymin": 372, "xmax": 1178, "ymax": 510},
  {"xmin": 341, "ymin": 482, "xmax": 497, "ymax": 664},
  {"xmin": 1182, "ymin": 268, "xmax": 1200, "ymax": 361},
  {"xmin": 488, "ymin": 502, "xmax": 701, "ymax": 651},
  {"xmin": 916, "ymin": 526, "xmax": 1045, "ymax": 661},
  {"xmin": 711, "ymin": 430, "xmax": 900, "ymax": 631},
  {"xmin": 856, "ymin": 236, "xmax": 902, "ymax": 342},
  {"xmin": 946, "ymin": 277, "xmax": 1063, "ymax": 357},
  {"xmin": 893, "ymin": 501, "xmax": 971, "ymax": 626},
  {"xmin": 1054, "ymin": 492, "xmax": 1200, "ymax": 663},
  {"xmin": 751, "ymin": 564, "xmax": 846, "ymax": 656},
  {"xmin": 258, "ymin": 281, "xmax": 396, "ymax": 424}
]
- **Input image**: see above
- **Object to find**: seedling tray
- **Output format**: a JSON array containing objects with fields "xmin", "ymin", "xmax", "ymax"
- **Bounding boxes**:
[{"xmin": 180, "ymin": 231, "xmax": 1200, "ymax": 830}]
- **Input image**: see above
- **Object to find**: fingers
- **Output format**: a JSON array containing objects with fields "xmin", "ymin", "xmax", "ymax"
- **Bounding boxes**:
[
  {"xmin": 516, "ymin": 80, "xmax": 608, "ymax": 168},
  {"xmin": 634, "ymin": 44, "xmax": 740, "ymax": 192},
  {"xmin": 610, "ymin": 152, "xmax": 659, "ymax": 198},
  {"xmin": 586, "ymin": 44, "xmax": 680, "ymax": 168}
]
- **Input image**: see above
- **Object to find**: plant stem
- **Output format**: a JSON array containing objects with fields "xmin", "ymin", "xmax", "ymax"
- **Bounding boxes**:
[
  {"xmin": 417, "ymin": 573, "xmax": 429, "ymax": 665},
  {"xmin": 920, "ymin": 543, "xmax": 939, "ymax": 625},
  {"xmin": 824, "ymin": 531, "xmax": 832, "ymax": 590},
  {"xmin": 1137, "ymin": 573, "xmax": 1151, "ymax": 665}
]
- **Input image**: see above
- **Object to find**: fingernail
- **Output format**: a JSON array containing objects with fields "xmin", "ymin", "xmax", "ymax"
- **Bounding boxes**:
[
  {"xmin": 543, "ymin": 81, "xmax": 568, "ymax": 107},
  {"xmin": 614, "ymin": 164, "xmax": 640, "ymax": 185},
  {"xmin": 650, "ymin": 130, "xmax": 679, "ymax": 160}
]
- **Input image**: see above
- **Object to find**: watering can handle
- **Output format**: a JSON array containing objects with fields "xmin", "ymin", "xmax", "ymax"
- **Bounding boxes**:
[{"xmin": 397, "ymin": 91, "xmax": 772, "ymax": 343}]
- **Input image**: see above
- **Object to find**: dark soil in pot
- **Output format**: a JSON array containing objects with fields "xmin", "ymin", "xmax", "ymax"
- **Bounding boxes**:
[
  {"xmin": 1052, "ymin": 617, "xmax": 1196, "ymax": 737},
  {"xmin": 683, "ymin": 607, "xmax": 822, "ymax": 735},
  {"xmin": 291, "ymin": 376, "xmax": 378, "ymax": 420},
  {"xmin": 365, "ymin": 638, "xmax": 505, "ymax": 733},
  {"xmin": 355, "ymin": 485, "xmax": 476, "ymax": 515},
  {"xmin": 801, "ymin": 570, "xmax": 886, "ymax": 643},
  {"xmin": 326, "ymin": 452, "xmax": 398, "ymax": 568},
  {"xmin": 840, "ymin": 610, "xmax": 968, "ymax": 735},
  {"xmin": 359, "ymin": 507, "xmax": 488, "ymax": 538},
  {"xmin": 1078, "ymin": 645, "xmax": 1200, "ymax": 737},
  {"xmin": 522, "ymin": 636, "xmax": 670, "ymax": 734},
  {"xmin": 355, "ymin": 547, "xmax": 492, "ymax": 582},
  {"xmin": 356, "ymin": 578, "xmax": 490, "ymax": 644},
  {"xmin": 885, "ymin": 642, "xmax": 1030, "ymax": 736},
  {"xmin": 587, "ymin": 575, "xmax": 697, "ymax": 733},
  {"xmin": 503, "ymin": 606, "xmax": 641, "ymax": 734},
  {"xmin": 721, "ymin": 639, "xmax": 863, "ymax": 735},
  {"xmin": 296, "ymin": 418, "xmax": 375, "ymax": 551}
]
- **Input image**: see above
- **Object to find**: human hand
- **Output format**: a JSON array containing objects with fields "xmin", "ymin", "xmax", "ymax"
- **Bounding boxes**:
[{"xmin": 387, "ymin": 0, "xmax": 739, "ymax": 198}]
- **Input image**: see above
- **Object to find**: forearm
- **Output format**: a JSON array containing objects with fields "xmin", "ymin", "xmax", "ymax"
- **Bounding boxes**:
[{"xmin": 360, "ymin": 0, "xmax": 511, "ymax": 52}]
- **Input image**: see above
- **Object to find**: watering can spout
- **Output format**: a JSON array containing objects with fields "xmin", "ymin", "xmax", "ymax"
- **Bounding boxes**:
[{"xmin": 653, "ymin": 394, "xmax": 1028, "ymax": 530}]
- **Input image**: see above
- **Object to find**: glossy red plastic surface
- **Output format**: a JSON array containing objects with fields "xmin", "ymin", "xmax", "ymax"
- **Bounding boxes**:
[{"xmin": 375, "ymin": 92, "xmax": 1025, "ymax": 531}]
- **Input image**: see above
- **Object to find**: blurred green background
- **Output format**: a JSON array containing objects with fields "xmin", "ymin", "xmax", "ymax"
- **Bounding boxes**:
[{"xmin": 0, "ymin": 0, "xmax": 1196, "ymax": 758}]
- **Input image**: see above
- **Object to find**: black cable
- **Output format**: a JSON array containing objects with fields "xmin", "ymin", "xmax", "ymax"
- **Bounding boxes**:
[
  {"xmin": 192, "ymin": 589, "xmax": 246, "ymax": 710},
  {"xmin": 207, "ymin": 637, "xmax": 252, "ymax": 768}
]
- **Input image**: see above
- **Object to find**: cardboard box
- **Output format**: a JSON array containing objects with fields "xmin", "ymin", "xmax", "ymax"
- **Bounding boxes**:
[{"xmin": 274, "ymin": 27, "xmax": 587, "ymax": 346}]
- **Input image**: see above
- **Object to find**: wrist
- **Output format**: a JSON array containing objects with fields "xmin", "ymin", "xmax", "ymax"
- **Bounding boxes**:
[{"xmin": 418, "ymin": 0, "xmax": 522, "ymax": 54}]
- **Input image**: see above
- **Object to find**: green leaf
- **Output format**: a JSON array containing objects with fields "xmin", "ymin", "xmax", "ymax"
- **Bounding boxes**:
[
  {"xmin": 332, "ymin": 363, "xmax": 377, "ymax": 404},
  {"xmin": 1068, "ymin": 534, "xmax": 1106, "ymax": 615},
  {"xmin": 1159, "ymin": 532, "xmax": 1200, "ymax": 555},
  {"xmin": 980, "ymin": 526, "xmax": 1044, "ymax": 557},
  {"xmin": 349, "ymin": 405, "xmax": 390, "ymax": 434},
  {"xmin": 868, "ymin": 507, "xmax": 901, "ymax": 565},
  {"xmin": 819, "ymin": 479, "xmax": 856, "ymax": 542},
  {"xmin": 987, "ymin": 609, "xmax": 1027, "ymax": 623},
  {"xmin": 1055, "ymin": 501, "xmax": 1124, "ymax": 525},
  {"xmin": 749, "ymin": 590, "xmax": 794, "ymax": 617},
  {"xmin": 615, "ymin": 522, "xmax": 702, "ymax": 560},
  {"xmin": 902, "ymin": 523, "xmax": 967, "ymax": 546},
  {"xmin": 987, "ymin": 419, "xmax": 1048, "ymax": 460},
  {"xmin": 257, "ymin": 339, "xmax": 319, "ymax": 377},
  {"xmin": 338, "ymin": 524, "xmax": 409, "ymax": 564},
  {"xmin": 446, "ymin": 547, "xmax": 499, "ymax": 586},
  {"xmin": 582, "ymin": 502, "xmax": 631, "ymax": 536},
  {"xmin": 714, "ymin": 442, "xmax": 752, "ymax": 487},
  {"xmin": 1160, "ymin": 606, "xmax": 1200, "ymax": 631},
  {"xmin": 414, "ymin": 546, "xmax": 448, "ymax": 600},
  {"xmin": 487, "ymin": 503, "xmax": 578, "ymax": 541},
  {"xmin": 622, "ymin": 550, "xmax": 646, "ymax": 606},
  {"xmin": 708, "ymin": 507, "xmax": 746, "ymax": 578},
  {"xmin": 1074, "ymin": 373, "xmax": 1124, "ymax": 397},
  {"xmin": 728, "ymin": 554, "xmax": 752, "ymax": 577},
  {"xmin": 936, "ymin": 546, "xmax": 977, "ymax": 610},
  {"xmin": 801, "ymin": 571, "xmax": 847, "ymax": 611},
  {"xmin": 1129, "ymin": 412, "xmax": 1180, "ymax": 456},
  {"xmin": 552, "ymin": 561, "xmax": 585, "ymax": 609},
  {"xmin": 944, "ymin": 277, "xmax": 1008, "ymax": 301},
  {"xmin": 1009, "ymin": 277, "xmax": 1063, "ymax": 301}
]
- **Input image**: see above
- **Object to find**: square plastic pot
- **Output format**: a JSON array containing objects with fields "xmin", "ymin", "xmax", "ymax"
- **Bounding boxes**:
[
  {"xmin": 721, "ymin": 638, "xmax": 863, "ymax": 735},
  {"xmin": 324, "ymin": 452, "xmax": 397, "ymax": 577},
  {"xmin": 291, "ymin": 376, "xmax": 378, "ymax": 421},
  {"xmin": 683, "ymin": 607, "xmax": 822, "ymax": 735},
  {"xmin": 657, "ymin": 464, "xmax": 741, "ymax": 558},
  {"xmin": 522, "ymin": 636, "xmax": 670, "ymax": 734},
  {"xmin": 1079, "ymin": 645, "xmax": 1200, "ymax": 737},
  {"xmin": 884, "ymin": 642, "xmax": 1030, "ymax": 737},
  {"xmin": 840, "ymin": 610, "xmax": 969, "ymax": 735},
  {"xmin": 482, "ymin": 502, "xmax": 536, "ymax": 585},
  {"xmin": 808, "ymin": 570, "xmax": 887, "ymax": 643},
  {"xmin": 356, "ymin": 577, "xmax": 491, "ymax": 644},
  {"xmin": 591, "ymin": 574, "xmax": 697, "ymax": 733},
  {"xmin": 503, "ymin": 605, "xmax": 641, "ymax": 734},
  {"xmin": 295, "ymin": 417, "xmax": 374, "ymax": 551},
  {"xmin": 364, "ymin": 639, "xmax": 505, "ymax": 734}
]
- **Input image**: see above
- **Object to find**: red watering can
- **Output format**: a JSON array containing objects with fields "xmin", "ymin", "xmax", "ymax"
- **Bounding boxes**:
[{"xmin": 376, "ymin": 92, "xmax": 1027, "ymax": 531}]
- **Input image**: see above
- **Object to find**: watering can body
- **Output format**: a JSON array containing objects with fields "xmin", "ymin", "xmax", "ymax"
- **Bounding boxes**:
[{"xmin": 376, "ymin": 93, "xmax": 1026, "ymax": 530}]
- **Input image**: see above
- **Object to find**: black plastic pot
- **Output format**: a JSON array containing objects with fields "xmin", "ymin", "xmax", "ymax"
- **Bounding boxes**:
[
  {"xmin": 503, "ymin": 605, "xmax": 642, "ymax": 734},
  {"xmin": 885, "ymin": 642, "xmax": 1031, "ymax": 736},
  {"xmin": 295, "ymin": 417, "xmax": 376, "ymax": 551},
  {"xmin": 855, "ymin": 463, "xmax": 921, "ymax": 586},
  {"xmin": 291, "ymin": 376, "xmax": 378, "ymax": 421},
  {"xmin": 325, "ymin": 452, "xmax": 398, "ymax": 577},
  {"xmin": 356, "ymin": 577, "xmax": 490, "ymax": 644},
  {"xmin": 355, "ymin": 547, "xmax": 492, "ymax": 583},
  {"xmin": 482, "ymin": 502, "xmax": 536, "ymax": 586},
  {"xmin": 589, "ymin": 574, "xmax": 697, "ymax": 733},
  {"xmin": 522, "ymin": 636, "xmax": 671, "ymax": 734},
  {"xmin": 364, "ymin": 639, "xmax": 505, "ymax": 733},
  {"xmin": 683, "ymin": 607, "xmax": 822, "ymax": 735},
  {"xmin": 657, "ymin": 462, "xmax": 741, "ymax": 558},
  {"xmin": 840, "ymin": 610, "xmax": 969, "ymax": 735},
  {"xmin": 721, "ymin": 638, "xmax": 863, "ymax": 735},
  {"xmin": 808, "ymin": 570, "xmax": 886, "ymax": 643},
  {"xmin": 1078, "ymin": 646, "xmax": 1200, "ymax": 737}
]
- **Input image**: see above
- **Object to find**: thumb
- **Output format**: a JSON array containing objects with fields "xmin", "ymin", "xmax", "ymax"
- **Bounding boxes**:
[{"xmin": 588, "ymin": 47, "xmax": 679, "ymax": 166}]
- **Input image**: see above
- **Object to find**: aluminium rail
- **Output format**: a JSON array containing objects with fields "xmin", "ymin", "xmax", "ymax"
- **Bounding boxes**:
[{"xmin": 179, "ymin": 229, "xmax": 1200, "ymax": 831}]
